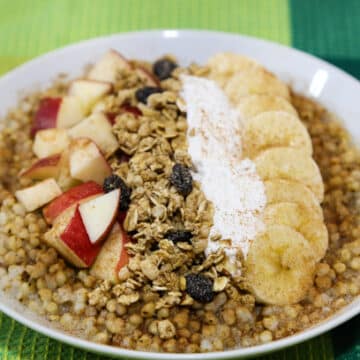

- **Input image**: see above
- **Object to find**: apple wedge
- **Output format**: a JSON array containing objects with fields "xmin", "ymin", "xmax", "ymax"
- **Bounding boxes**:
[
  {"xmin": 20, "ymin": 154, "xmax": 61, "ymax": 180},
  {"xmin": 90, "ymin": 223, "xmax": 129, "ymax": 282},
  {"xmin": 43, "ymin": 181, "xmax": 103, "ymax": 224},
  {"xmin": 31, "ymin": 98, "xmax": 62, "ymax": 136},
  {"xmin": 88, "ymin": 50, "xmax": 132, "ymax": 83},
  {"xmin": 44, "ymin": 205, "xmax": 102, "ymax": 268},
  {"xmin": 33, "ymin": 128, "xmax": 70, "ymax": 158},
  {"xmin": 91, "ymin": 98, "xmax": 107, "ymax": 114},
  {"xmin": 116, "ymin": 227, "xmax": 130, "ymax": 271},
  {"xmin": 79, "ymin": 189, "xmax": 120, "ymax": 244},
  {"xmin": 15, "ymin": 178, "xmax": 62, "ymax": 212},
  {"xmin": 55, "ymin": 149, "xmax": 81, "ymax": 191},
  {"xmin": 31, "ymin": 97, "xmax": 85, "ymax": 136},
  {"xmin": 56, "ymin": 96, "xmax": 86, "ymax": 128},
  {"xmin": 68, "ymin": 113, "xmax": 118, "ymax": 157},
  {"xmin": 69, "ymin": 79, "xmax": 112, "ymax": 112},
  {"xmin": 135, "ymin": 66, "xmax": 160, "ymax": 87},
  {"xmin": 69, "ymin": 138, "xmax": 111, "ymax": 184}
]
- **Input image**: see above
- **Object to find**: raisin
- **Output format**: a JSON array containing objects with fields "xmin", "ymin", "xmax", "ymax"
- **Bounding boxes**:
[
  {"xmin": 165, "ymin": 230, "xmax": 192, "ymax": 243},
  {"xmin": 103, "ymin": 174, "xmax": 121, "ymax": 193},
  {"xmin": 153, "ymin": 59, "xmax": 178, "ymax": 80},
  {"xmin": 169, "ymin": 163, "xmax": 193, "ymax": 196},
  {"xmin": 185, "ymin": 274, "xmax": 214, "ymax": 303},
  {"xmin": 150, "ymin": 242, "xmax": 159, "ymax": 251},
  {"xmin": 103, "ymin": 174, "xmax": 132, "ymax": 211},
  {"xmin": 114, "ymin": 150, "xmax": 130, "ymax": 164},
  {"xmin": 135, "ymin": 86, "xmax": 163, "ymax": 104},
  {"xmin": 21, "ymin": 271, "xmax": 30, "ymax": 282}
]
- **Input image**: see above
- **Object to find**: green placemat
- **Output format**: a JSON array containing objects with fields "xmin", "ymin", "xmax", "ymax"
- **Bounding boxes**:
[{"xmin": 0, "ymin": 0, "xmax": 359, "ymax": 359}]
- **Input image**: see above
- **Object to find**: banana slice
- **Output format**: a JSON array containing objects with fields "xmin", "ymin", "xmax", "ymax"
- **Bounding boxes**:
[
  {"xmin": 236, "ymin": 94, "xmax": 297, "ymax": 119},
  {"xmin": 223, "ymin": 69, "xmax": 290, "ymax": 104},
  {"xmin": 207, "ymin": 52, "xmax": 261, "ymax": 86},
  {"xmin": 264, "ymin": 202, "xmax": 328, "ymax": 261},
  {"xmin": 245, "ymin": 224, "xmax": 316, "ymax": 305},
  {"xmin": 242, "ymin": 111, "xmax": 313, "ymax": 158},
  {"xmin": 254, "ymin": 147, "xmax": 324, "ymax": 202},
  {"xmin": 264, "ymin": 179, "xmax": 323, "ymax": 219},
  {"xmin": 301, "ymin": 221, "xmax": 329, "ymax": 261},
  {"xmin": 207, "ymin": 53, "xmax": 290, "ymax": 102}
]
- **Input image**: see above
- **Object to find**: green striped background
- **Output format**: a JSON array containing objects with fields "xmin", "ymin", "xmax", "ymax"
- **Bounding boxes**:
[{"xmin": 0, "ymin": 0, "xmax": 359, "ymax": 359}]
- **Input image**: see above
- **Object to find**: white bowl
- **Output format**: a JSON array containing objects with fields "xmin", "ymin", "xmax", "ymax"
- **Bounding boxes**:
[{"xmin": 0, "ymin": 30, "xmax": 359, "ymax": 359}]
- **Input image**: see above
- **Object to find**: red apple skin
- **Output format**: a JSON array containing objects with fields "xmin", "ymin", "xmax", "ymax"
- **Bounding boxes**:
[
  {"xmin": 116, "ymin": 226, "xmax": 130, "ymax": 272},
  {"xmin": 106, "ymin": 112, "xmax": 117, "ymax": 125},
  {"xmin": 60, "ymin": 206, "xmax": 102, "ymax": 267},
  {"xmin": 43, "ymin": 181, "xmax": 103, "ymax": 224},
  {"xmin": 118, "ymin": 211, "xmax": 127, "ymax": 225},
  {"xmin": 121, "ymin": 104, "xmax": 142, "ymax": 117},
  {"xmin": 31, "ymin": 98, "xmax": 62, "ymax": 136},
  {"xmin": 20, "ymin": 154, "xmax": 61, "ymax": 180}
]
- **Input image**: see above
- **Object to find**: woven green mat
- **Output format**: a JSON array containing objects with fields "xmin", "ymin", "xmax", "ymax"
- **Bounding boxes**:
[{"xmin": 0, "ymin": 0, "xmax": 359, "ymax": 359}]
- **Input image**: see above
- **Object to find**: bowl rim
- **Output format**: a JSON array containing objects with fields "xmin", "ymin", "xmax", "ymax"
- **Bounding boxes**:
[{"xmin": 0, "ymin": 29, "xmax": 359, "ymax": 359}]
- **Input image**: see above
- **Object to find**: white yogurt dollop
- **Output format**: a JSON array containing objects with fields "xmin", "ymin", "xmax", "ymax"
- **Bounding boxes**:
[{"xmin": 181, "ymin": 75, "xmax": 266, "ymax": 275}]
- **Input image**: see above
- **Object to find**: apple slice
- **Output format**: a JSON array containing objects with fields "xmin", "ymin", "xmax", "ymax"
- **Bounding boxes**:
[
  {"xmin": 31, "ymin": 97, "xmax": 85, "ymax": 136},
  {"xmin": 55, "ymin": 149, "xmax": 81, "ymax": 191},
  {"xmin": 135, "ymin": 66, "xmax": 160, "ymax": 87},
  {"xmin": 56, "ymin": 96, "xmax": 86, "ymax": 128},
  {"xmin": 68, "ymin": 113, "xmax": 118, "ymax": 157},
  {"xmin": 69, "ymin": 79, "xmax": 112, "ymax": 112},
  {"xmin": 116, "ymin": 227, "xmax": 130, "ymax": 272},
  {"xmin": 33, "ymin": 128, "xmax": 70, "ymax": 158},
  {"xmin": 88, "ymin": 50, "xmax": 132, "ymax": 83},
  {"xmin": 79, "ymin": 189, "xmax": 120, "ymax": 244},
  {"xmin": 20, "ymin": 154, "xmax": 61, "ymax": 180},
  {"xmin": 31, "ymin": 97, "xmax": 62, "ymax": 136},
  {"xmin": 69, "ymin": 138, "xmax": 111, "ymax": 184},
  {"xmin": 15, "ymin": 178, "xmax": 62, "ymax": 212},
  {"xmin": 90, "ymin": 223, "xmax": 129, "ymax": 282},
  {"xmin": 43, "ymin": 181, "xmax": 103, "ymax": 224},
  {"xmin": 44, "ymin": 205, "xmax": 102, "ymax": 268}
]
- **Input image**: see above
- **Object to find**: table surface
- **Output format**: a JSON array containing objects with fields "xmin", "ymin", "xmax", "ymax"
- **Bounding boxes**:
[{"xmin": 0, "ymin": 0, "xmax": 359, "ymax": 359}]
